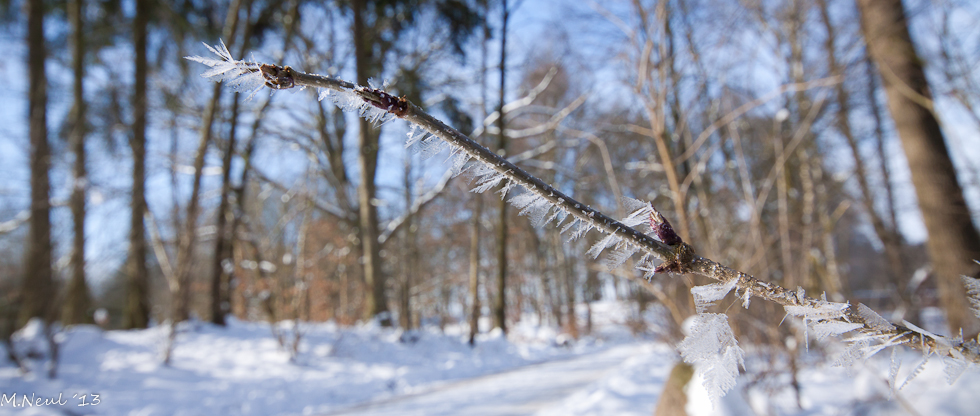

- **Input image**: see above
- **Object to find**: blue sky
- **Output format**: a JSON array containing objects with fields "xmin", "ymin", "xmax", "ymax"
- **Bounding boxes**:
[{"xmin": 1, "ymin": 0, "xmax": 979, "ymax": 290}]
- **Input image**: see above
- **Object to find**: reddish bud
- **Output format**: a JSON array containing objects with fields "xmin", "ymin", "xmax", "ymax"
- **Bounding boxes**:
[{"xmin": 649, "ymin": 207, "xmax": 682, "ymax": 245}]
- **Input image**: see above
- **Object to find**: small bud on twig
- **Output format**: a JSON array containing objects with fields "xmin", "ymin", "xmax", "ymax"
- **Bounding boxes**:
[
  {"xmin": 260, "ymin": 64, "xmax": 295, "ymax": 90},
  {"xmin": 649, "ymin": 205, "xmax": 682, "ymax": 246},
  {"xmin": 358, "ymin": 87, "xmax": 409, "ymax": 118},
  {"xmin": 647, "ymin": 204, "xmax": 695, "ymax": 275}
]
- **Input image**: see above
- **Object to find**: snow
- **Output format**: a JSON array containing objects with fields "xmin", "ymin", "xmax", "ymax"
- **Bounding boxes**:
[
  {"xmin": 2, "ymin": 304, "xmax": 978, "ymax": 416},
  {"xmin": 0, "ymin": 304, "xmax": 657, "ymax": 416},
  {"xmin": 537, "ymin": 343, "xmax": 677, "ymax": 416},
  {"xmin": 688, "ymin": 346, "xmax": 980, "ymax": 416},
  {"xmin": 335, "ymin": 343, "xmax": 671, "ymax": 416}
]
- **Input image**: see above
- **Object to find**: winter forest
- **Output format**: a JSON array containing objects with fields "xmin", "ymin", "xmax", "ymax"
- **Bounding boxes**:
[{"xmin": 2, "ymin": 0, "xmax": 980, "ymax": 414}]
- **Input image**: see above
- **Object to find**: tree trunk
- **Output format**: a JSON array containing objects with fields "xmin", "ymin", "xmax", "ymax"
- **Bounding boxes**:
[
  {"xmin": 653, "ymin": 362, "xmax": 694, "ymax": 416},
  {"xmin": 210, "ymin": 94, "xmax": 240, "ymax": 327},
  {"xmin": 353, "ymin": 0, "xmax": 389, "ymax": 325},
  {"xmin": 172, "ymin": 0, "xmax": 243, "ymax": 326},
  {"xmin": 211, "ymin": 93, "xmax": 238, "ymax": 326},
  {"xmin": 557, "ymin": 232, "xmax": 578, "ymax": 339},
  {"xmin": 468, "ymin": 199, "xmax": 482, "ymax": 345},
  {"xmin": 19, "ymin": 0, "xmax": 54, "ymax": 327},
  {"xmin": 470, "ymin": 12, "xmax": 491, "ymax": 344},
  {"xmin": 399, "ymin": 155, "xmax": 416, "ymax": 329},
  {"xmin": 63, "ymin": 0, "xmax": 94, "ymax": 326},
  {"xmin": 493, "ymin": 0, "xmax": 509, "ymax": 334},
  {"xmin": 123, "ymin": 0, "xmax": 151, "ymax": 330},
  {"xmin": 818, "ymin": 0, "xmax": 910, "ymax": 314},
  {"xmin": 857, "ymin": 0, "xmax": 980, "ymax": 334}
]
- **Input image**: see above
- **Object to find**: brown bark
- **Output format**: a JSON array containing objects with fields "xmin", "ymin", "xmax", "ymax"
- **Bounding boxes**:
[
  {"xmin": 19, "ymin": 0, "xmax": 54, "ymax": 327},
  {"xmin": 653, "ymin": 362, "xmax": 694, "ymax": 416},
  {"xmin": 493, "ymin": 0, "xmax": 509, "ymax": 334},
  {"xmin": 468, "ymin": 199, "xmax": 482, "ymax": 345},
  {"xmin": 210, "ymin": 18, "xmax": 262, "ymax": 326},
  {"xmin": 470, "ymin": 14, "xmax": 491, "ymax": 343},
  {"xmin": 556, "ymin": 232, "xmax": 578, "ymax": 338},
  {"xmin": 210, "ymin": 94, "xmax": 240, "ymax": 327},
  {"xmin": 398, "ymin": 156, "xmax": 416, "ymax": 330},
  {"xmin": 63, "ymin": 0, "xmax": 94, "ymax": 326},
  {"xmin": 867, "ymin": 57, "xmax": 900, "ymax": 235},
  {"xmin": 123, "ymin": 0, "xmax": 151, "ymax": 330},
  {"xmin": 353, "ymin": 0, "xmax": 390, "ymax": 325},
  {"xmin": 857, "ymin": 0, "xmax": 980, "ymax": 334}
]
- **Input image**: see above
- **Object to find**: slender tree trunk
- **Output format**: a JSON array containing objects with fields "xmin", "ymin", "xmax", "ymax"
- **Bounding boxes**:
[
  {"xmin": 493, "ymin": 0, "xmax": 509, "ymax": 334},
  {"xmin": 165, "ymin": 1, "xmax": 245, "ymax": 364},
  {"xmin": 227, "ymin": 10, "xmax": 297, "ymax": 322},
  {"xmin": 19, "ymin": 0, "xmax": 54, "ymax": 327},
  {"xmin": 173, "ymin": 0, "xmax": 243, "ymax": 324},
  {"xmin": 210, "ymin": 94, "xmax": 240, "ymax": 326},
  {"xmin": 399, "ymin": 155, "xmax": 416, "ymax": 329},
  {"xmin": 353, "ymin": 0, "xmax": 389, "ymax": 325},
  {"xmin": 818, "ymin": 0, "xmax": 909, "ymax": 314},
  {"xmin": 123, "ymin": 0, "xmax": 151, "ymax": 330},
  {"xmin": 867, "ymin": 57, "xmax": 900, "ymax": 236},
  {"xmin": 653, "ymin": 361, "xmax": 693, "ymax": 416},
  {"xmin": 210, "ymin": 13, "xmax": 265, "ymax": 326},
  {"xmin": 63, "ymin": 0, "xmax": 93, "ymax": 326},
  {"xmin": 468, "ymin": 199, "xmax": 482, "ymax": 345},
  {"xmin": 470, "ymin": 13, "xmax": 490, "ymax": 344},
  {"xmin": 173, "ymin": 81, "xmax": 215, "ymax": 324},
  {"xmin": 556, "ymin": 232, "xmax": 578, "ymax": 338},
  {"xmin": 857, "ymin": 0, "xmax": 980, "ymax": 334}
]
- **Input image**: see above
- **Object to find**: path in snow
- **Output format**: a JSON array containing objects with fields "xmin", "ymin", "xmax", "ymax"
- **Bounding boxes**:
[{"xmin": 323, "ymin": 343, "xmax": 662, "ymax": 416}]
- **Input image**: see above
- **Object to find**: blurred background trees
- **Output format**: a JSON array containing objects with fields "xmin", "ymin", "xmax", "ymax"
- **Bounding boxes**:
[{"xmin": 0, "ymin": 0, "xmax": 978, "ymax": 376}]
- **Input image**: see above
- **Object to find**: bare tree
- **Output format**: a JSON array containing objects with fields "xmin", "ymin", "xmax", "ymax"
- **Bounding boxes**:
[
  {"xmin": 19, "ymin": 0, "xmax": 54, "ymax": 328},
  {"xmin": 210, "ymin": 92, "xmax": 240, "ymax": 327},
  {"xmin": 123, "ymin": 0, "xmax": 151, "ymax": 330},
  {"xmin": 493, "ymin": 0, "xmax": 510, "ymax": 334},
  {"xmin": 352, "ymin": 0, "xmax": 389, "ymax": 325},
  {"xmin": 817, "ymin": 0, "xmax": 909, "ymax": 316},
  {"xmin": 62, "ymin": 0, "xmax": 94, "ymax": 326},
  {"xmin": 165, "ymin": 0, "xmax": 246, "ymax": 365},
  {"xmin": 857, "ymin": 0, "xmax": 980, "ymax": 334},
  {"xmin": 467, "ymin": 198, "xmax": 482, "ymax": 345}
]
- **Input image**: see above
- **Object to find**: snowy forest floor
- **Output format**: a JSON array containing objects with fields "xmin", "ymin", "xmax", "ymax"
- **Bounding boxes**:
[{"xmin": 1, "ymin": 302, "xmax": 977, "ymax": 416}]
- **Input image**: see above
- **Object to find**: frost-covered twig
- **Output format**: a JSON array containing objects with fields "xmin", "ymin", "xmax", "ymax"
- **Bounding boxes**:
[{"xmin": 187, "ymin": 44, "xmax": 980, "ymax": 395}]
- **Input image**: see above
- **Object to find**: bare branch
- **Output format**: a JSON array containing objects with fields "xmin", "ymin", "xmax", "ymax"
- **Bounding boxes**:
[{"xmin": 188, "ymin": 48, "xmax": 980, "ymax": 367}]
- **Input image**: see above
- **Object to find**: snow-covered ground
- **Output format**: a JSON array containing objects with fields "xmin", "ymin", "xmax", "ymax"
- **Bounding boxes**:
[
  {"xmin": 1, "ymin": 302, "xmax": 977, "ymax": 415},
  {"xmin": 686, "ymin": 347, "xmax": 980, "ymax": 416}
]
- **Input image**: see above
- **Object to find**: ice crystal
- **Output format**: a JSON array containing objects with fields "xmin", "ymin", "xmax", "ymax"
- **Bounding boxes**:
[
  {"xmin": 679, "ymin": 313, "xmax": 744, "ymax": 405},
  {"xmin": 691, "ymin": 279, "xmax": 737, "ymax": 314},
  {"xmin": 899, "ymin": 354, "xmax": 929, "ymax": 390},
  {"xmin": 784, "ymin": 301, "xmax": 850, "ymax": 349},
  {"xmin": 856, "ymin": 303, "xmax": 894, "ymax": 332},
  {"xmin": 963, "ymin": 274, "xmax": 980, "ymax": 320},
  {"xmin": 587, "ymin": 233, "xmax": 622, "ymax": 259},
  {"xmin": 185, "ymin": 40, "xmax": 266, "ymax": 100}
]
